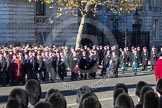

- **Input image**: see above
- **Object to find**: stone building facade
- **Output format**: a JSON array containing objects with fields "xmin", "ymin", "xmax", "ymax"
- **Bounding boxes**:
[
  {"xmin": 0, "ymin": 0, "xmax": 162, "ymax": 47},
  {"xmin": 0, "ymin": 0, "xmax": 79, "ymax": 46},
  {"xmin": 126, "ymin": 0, "xmax": 162, "ymax": 47},
  {"xmin": 0, "ymin": 0, "xmax": 35, "ymax": 44}
]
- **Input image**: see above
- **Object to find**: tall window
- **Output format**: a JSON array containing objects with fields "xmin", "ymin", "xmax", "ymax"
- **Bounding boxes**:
[
  {"xmin": 36, "ymin": 0, "xmax": 45, "ymax": 15},
  {"xmin": 153, "ymin": 19, "xmax": 159, "ymax": 39},
  {"xmin": 150, "ymin": 0, "xmax": 157, "ymax": 7}
]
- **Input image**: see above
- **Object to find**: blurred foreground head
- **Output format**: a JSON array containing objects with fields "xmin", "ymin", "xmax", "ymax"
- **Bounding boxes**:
[
  {"xmin": 140, "ymin": 85, "xmax": 154, "ymax": 103},
  {"xmin": 34, "ymin": 101, "xmax": 52, "ymax": 108},
  {"xmin": 156, "ymin": 78, "xmax": 162, "ymax": 96},
  {"xmin": 143, "ymin": 91, "xmax": 160, "ymax": 108},
  {"xmin": 6, "ymin": 98, "xmax": 21, "ymax": 108},
  {"xmin": 45, "ymin": 88, "xmax": 61, "ymax": 101},
  {"xmin": 76, "ymin": 85, "xmax": 92, "ymax": 104},
  {"xmin": 25, "ymin": 79, "xmax": 41, "ymax": 105},
  {"xmin": 115, "ymin": 93, "xmax": 134, "ymax": 108},
  {"xmin": 135, "ymin": 81, "xmax": 148, "ymax": 100},
  {"xmin": 114, "ymin": 83, "xmax": 128, "ymax": 93},
  {"xmin": 113, "ymin": 88, "xmax": 126, "ymax": 106},
  {"xmin": 8, "ymin": 88, "xmax": 28, "ymax": 108},
  {"xmin": 46, "ymin": 93, "xmax": 67, "ymax": 108},
  {"xmin": 79, "ymin": 96, "xmax": 101, "ymax": 108}
]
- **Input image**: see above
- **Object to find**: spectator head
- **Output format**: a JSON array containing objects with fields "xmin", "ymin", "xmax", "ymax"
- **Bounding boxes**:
[
  {"xmin": 6, "ymin": 98, "xmax": 21, "ymax": 108},
  {"xmin": 80, "ymin": 92, "xmax": 98, "ymax": 105},
  {"xmin": 76, "ymin": 85, "xmax": 92, "ymax": 103},
  {"xmin": 46, "ymin": 93, "xmax": 67, "ymax": 108},
  {"xmin": 156, "ymin": 79, "xmax": 162, "ymax": 96},
  {"xmin": 115, "ymin": 93, "xmax": 134, "ymax": 108},
  {"xmin": 79, "ymin": 96, "xmax": 101, "ymax": 108},
  {"xmin": 25, "ymin": 79, "xmax": 41, "ymax": 105},
  {"xmin": 143, "ymin": 91, "xmax": 160, "ymax": 108},
  {"xmin": 34, "ymin": 101, "xmax": 52, "ymax": 108},
  {"xmin": 135, "ymin": 81, "xmax": 148, "ymax": 99},
  {"xmin": 8, "ymin": 88, "xmax": 28, "ymax": 108},
  {"xmin": 114, "ymin": 83, "xmax": 128, "ymax": 93},
  {"xmin": 45, "ymin": 88, "xmax": 60, "ymax": 101},
  {"xmin": 140, "ymin": 85, "xmax": 154, "ymax": 103},
  {"xmin": 113, "ymin": 88, "xmax": 126, "ymax": 106}
]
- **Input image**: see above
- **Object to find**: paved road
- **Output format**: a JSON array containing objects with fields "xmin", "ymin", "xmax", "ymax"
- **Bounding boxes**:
[{"xmin": 0, "ymin": 68, "xmax": 156, "ymax": 108}]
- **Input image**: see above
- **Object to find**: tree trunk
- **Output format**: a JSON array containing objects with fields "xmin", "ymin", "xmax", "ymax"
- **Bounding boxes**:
[
  {"xmin": 75, "ymin": 2, "xmax": 91, "ymax": 48},
  {"xmin": 75, "ymin": 15, "xmax": 86, "ymax": 48}
]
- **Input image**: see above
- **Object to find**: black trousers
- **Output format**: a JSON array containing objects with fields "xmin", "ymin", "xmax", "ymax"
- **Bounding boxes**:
[
  {"xmin": 151, "ymin": 65, "xmax": 155, "ymax": 70},
  {"xmin": 27, "ymin": 70, "xmax": 37, "ymax": 80},
  {"xmin": 71, "ymin": 72, "xmax": 79, "ymax": 80},
  {"xmin": 89, "ymin": 72, "xmax": 96, "ymax": 79},
  {"xmin": 58, "ymin": 65, "xmax": 66, "ymax": 81},
  {"xmin": 8, "ymin": 71, "xmax": 15, "ymax": 85},
  {"xmin": 21, "ymin": 68, "xmax": 26, "ymax": 84},
  {"xmin": 114, "ymin": 62, "xmax": 119, "ymax": 77},
  {"xmin": 0, "ymin": 71, "xmax": 6, "ymax": 86},
  {"xmin": 37, "ymin": 70, "xmax": 43, "ymax": 81},
  {"xmin": 142, "ymin": 65, "xmax": 147, "ymax": 71},
  {"xmin": 80, "ymin": 73, "xmax": 87, "ymax": 80},
  {"xmin": 6, "ymin": 70, "xmax": 10, "ymax": 85}
]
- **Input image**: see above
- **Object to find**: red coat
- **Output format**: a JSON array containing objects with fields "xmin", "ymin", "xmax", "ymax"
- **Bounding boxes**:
[
  {"xmin": 9, "ymin": 58, "xmax": 22, "ymax": 79},
  {"xmin": 154, "ymin": 59, "xmax": 162, "ymax": 81}
]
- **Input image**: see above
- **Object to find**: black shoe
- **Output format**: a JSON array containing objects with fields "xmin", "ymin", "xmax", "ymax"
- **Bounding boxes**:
[
  {"xmin": 2, "ymin": 84, "xmax": 6, "ymax": 87},
  {"xmin": 9, "ymin": 83, "xmax": 14, "ymax": 86}
]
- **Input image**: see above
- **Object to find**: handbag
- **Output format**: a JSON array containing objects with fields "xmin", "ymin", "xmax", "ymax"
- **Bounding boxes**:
[{"xmin": 73, "ymin": 65, "xmax": 79, "ymax": 73}]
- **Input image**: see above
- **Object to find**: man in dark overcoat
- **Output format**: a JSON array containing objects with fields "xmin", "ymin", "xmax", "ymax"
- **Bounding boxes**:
[
  {"xmin": 4, "ymin": 51, "xmax": 12, "ymax": 85},
  {"xmin": 52, "ymin": 51, "xmax": 58, "ymax": 81},
  {"xmin": 111, "ymin": 51, "xmax": 119, "ymax": 77},
  {"xmin": 70, "ymin": 51, "xmax": 79, "ymax": 80},
  {"xmin": 141, "ymin": 47, "xmax": 149, "ymax": 71},
  {"xmin": 150, "ymin": 46, "xmax": 157, "ymax": 71},
  {"xmin": 79, "ymin": 50, "xmax": 89, "ymax": 80},
  {"xmin": 98, "ymin": 46, "xmax": 104, "ymax": 65},
  {"xmin": 0, "ymin": 52, "xmax": 7, "ymax": 86},
  {"xmin": 36, "ymin": 54, "xmax": 44, "ymax": 81}
]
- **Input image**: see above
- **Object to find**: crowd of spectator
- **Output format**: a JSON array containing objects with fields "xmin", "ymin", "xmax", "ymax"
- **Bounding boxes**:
[{"xmin": 5, "ymin": 78, "xmax": 162, "ymax": 108}]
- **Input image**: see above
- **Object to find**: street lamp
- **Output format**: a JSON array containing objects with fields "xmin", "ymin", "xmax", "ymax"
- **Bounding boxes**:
[
  {"xmin": 133, "ymin": 9, "xmax": 140, "ymax": 32},
  {"xmin": 124, "ymin": 14, "xmax": 128, "ymax": 48},
  {"xmin": 132, "ymin": 9, "xmax": 141, "ymax": 47},
  {"xmin": 48, "ymin": 16, "xmax": 54, "ymax": 45},
  {"xmin": 133, "ymin": 9, "xmax": 140, "ymax": 24},
  {"xmin": 38, "ymin": 16, "xmax": 53, "ymax": 46},
  {"xmin": 124, "ymin": 28, "xmax": 128, "ymax": 48}
]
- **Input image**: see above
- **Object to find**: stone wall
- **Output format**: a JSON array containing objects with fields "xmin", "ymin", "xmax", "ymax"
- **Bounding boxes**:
[
  {"xmin": 0, "ymin": 0, "xmax": 35, "ymax": 44},
  {"xmin": 44, "ymin": 5, "xmax": 79, "ymax": 46},
  {"xmin": 0, "ymin": 2, "xmax": 9, "ymax": 43}
]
